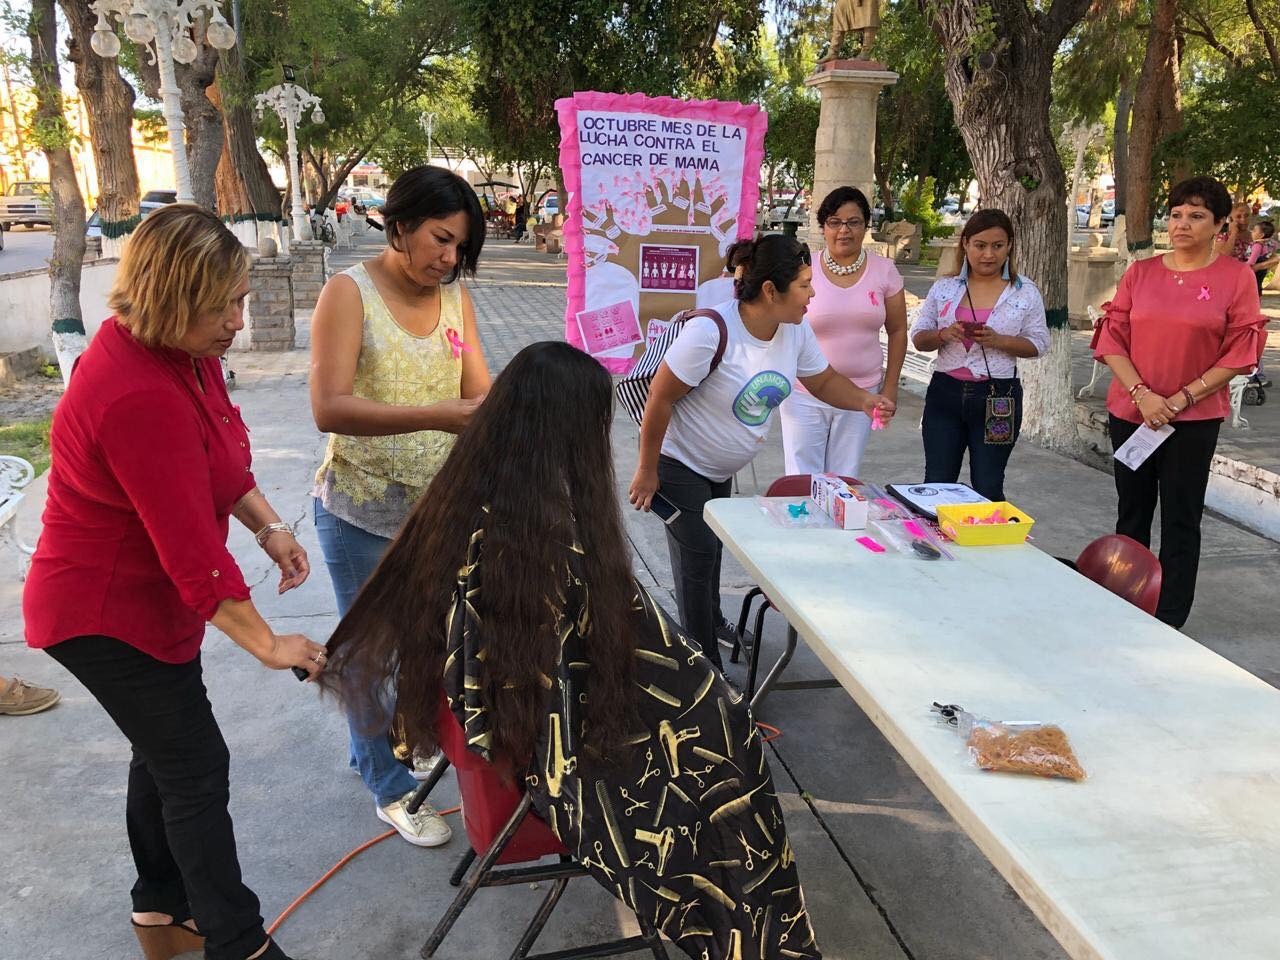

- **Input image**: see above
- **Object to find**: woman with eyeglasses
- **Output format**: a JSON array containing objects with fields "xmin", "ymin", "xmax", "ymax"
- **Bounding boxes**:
[
  {"xmin": 628, "ymin": 235, "xmax": 895, "ymax": 671},
  {"xmin": 780, "ymin": 186, "xmax": 907, "ymax": 477},
  {"xmin": 909, "ymin": 209, "xmax": 1049, "ymax": 502}
]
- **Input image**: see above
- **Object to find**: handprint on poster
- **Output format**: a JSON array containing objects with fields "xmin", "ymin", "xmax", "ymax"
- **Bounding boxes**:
[{"xmin": 557, "ymin": 93, "xmax": 767, "ymax": 370}]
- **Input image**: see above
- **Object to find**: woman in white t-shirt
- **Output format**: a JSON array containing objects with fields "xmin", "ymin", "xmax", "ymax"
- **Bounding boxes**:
[{"xmin": 628, "ymin": 235, "xmax": 895, "ymax": 670}]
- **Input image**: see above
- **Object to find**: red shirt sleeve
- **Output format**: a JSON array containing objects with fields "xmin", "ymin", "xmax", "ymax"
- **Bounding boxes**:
[
  {"xmin": 96, "ymin": 388, "xmax": 251, "ymax": 620},
  {"xmin": 1092, "ymin": 260, "xmax": 1136, "ymax": 359},
  {"xmin": 1215, "ymin": 264, "xmax": 1267, "ymax": 372}
]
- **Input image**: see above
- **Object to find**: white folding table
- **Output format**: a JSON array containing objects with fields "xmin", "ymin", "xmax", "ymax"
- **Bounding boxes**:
[{"xmin": 705, "ymin": 496, "xmax": 1280, "ymax": 960}]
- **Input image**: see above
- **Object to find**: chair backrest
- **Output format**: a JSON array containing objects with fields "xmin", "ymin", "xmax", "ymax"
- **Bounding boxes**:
[
  {"xmin": 433, "ymin": 695, "xmax": 566, "ymax": 864},
  {"xmin": 1074, "ymin": 534, "xmax": 1162, "ymax": 616},
  {"xmin": 764, "ymin": 473, "xmax": 858, "ymax": 498}
]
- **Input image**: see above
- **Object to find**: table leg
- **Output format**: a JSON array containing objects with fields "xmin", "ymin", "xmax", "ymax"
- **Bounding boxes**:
[{"xmin": 750, "ymin": 625, "xmax": 798, "ymax": 712}]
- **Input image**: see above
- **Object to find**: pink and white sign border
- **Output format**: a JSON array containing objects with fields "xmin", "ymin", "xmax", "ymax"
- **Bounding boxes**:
[{"xmin": 555, "ymin": 91, "xmax": 768, "ymax": 373}]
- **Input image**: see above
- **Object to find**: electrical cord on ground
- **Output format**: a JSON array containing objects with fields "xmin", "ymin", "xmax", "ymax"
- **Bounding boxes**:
[
  {"xmin": 266, "ymin": 805, "xmax": 461, "ymax": 936},
  {"xmin": 267, "ymin": 721, "xmax": 782, "ymax": 936}
]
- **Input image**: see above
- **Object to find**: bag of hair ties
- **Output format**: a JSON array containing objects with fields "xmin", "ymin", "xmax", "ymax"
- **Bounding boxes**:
[{"xmin": 931, "ymin": 702, "xmax": 1086, "ymax": 781}]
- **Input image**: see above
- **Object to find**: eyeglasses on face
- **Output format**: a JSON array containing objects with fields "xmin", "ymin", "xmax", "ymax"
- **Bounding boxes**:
[{"xmin": 824, "ymin": 217, "xmax": 865, "ymax": 231}]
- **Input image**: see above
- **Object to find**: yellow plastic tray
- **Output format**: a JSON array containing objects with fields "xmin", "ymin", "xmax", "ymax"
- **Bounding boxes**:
[{"xmin": 936, "ymin": 501, "xmax": 1035, "ymax": 546}]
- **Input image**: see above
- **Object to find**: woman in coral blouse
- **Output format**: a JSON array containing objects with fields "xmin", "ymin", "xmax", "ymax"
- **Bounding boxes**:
[
  {"xmin": 24, "ymin": 206, "xmax": 325, "ymax": 960},
  {"xmin": 1094, "ymin": 176, "xmax": 1266, "ymax": 629}
]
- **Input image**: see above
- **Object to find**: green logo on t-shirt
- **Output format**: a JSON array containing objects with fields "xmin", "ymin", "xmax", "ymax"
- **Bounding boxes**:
[{"xmin": 733, "ymin": 370, "xmax": 792, "ymax": 426}]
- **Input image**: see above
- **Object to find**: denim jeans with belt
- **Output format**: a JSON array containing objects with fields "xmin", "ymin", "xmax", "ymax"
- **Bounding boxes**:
[
  {"xmin": 921, "ymin": 371, "xmax": 1024, "ymax": 502},
  {"xmin": 312, "ymin": 498, "xmax": 418, "ymax": 807}
]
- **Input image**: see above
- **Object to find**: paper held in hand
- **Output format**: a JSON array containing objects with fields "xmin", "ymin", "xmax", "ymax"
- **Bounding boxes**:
[{"xmin": 1113, "ymin": 423, "xmax": 1175, "ymax": 471}]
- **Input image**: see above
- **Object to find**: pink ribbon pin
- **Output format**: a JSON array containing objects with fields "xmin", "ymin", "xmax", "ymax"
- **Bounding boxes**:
[
  {"xmin": 1197, "ymin": 286, "xmax": 1211, "ymax": 301},
  {"xmin": 868, "ymin": 291, "xmax": 879, "ymax": 307},
  {"xmin": 444, "ymin": 327, "xmax": 471, "ymax": 359},
  {"xmin": 871, "ymin": 405, "xmax": 888, "ymax": 431},
  {"xmin": 940, "ymin": 301, "xmax": 952, "ymax": 317}
]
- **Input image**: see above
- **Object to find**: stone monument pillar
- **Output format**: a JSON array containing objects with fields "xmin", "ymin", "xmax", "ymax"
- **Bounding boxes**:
[{"xmin": 805, "ymin": 60, "xmax": 897, "ymax": 240}]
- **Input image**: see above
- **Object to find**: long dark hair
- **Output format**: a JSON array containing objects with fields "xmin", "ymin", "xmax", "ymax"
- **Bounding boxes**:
[
  {"xmin": 382, "ymin": 164, "xmax": 486, "ymax": 282},
  {"xmin": 319, "ymin": 342, "xmax": 638, "ymax": 771},
  {"xmin": 951, "ymin": 208, "xmax": 1019, "ymax": 283}
]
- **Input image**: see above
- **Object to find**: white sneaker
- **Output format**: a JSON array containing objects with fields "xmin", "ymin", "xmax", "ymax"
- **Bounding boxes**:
[
  {"xmin": 377, "ymin": 790, "xmax": 452, "ymax": 847},
  {"xmin": 411, "ymin": 753, "xmax": 443, "ymax": 781}
]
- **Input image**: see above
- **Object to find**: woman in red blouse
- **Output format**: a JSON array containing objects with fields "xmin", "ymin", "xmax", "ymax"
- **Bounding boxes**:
[
  {"xmin": 1094, "ymin": 176, "xmax": 1265, "ymax": 629},
  {"xmin": 23, "ymin": 205, "xmax": 326, "ymax": 960}
]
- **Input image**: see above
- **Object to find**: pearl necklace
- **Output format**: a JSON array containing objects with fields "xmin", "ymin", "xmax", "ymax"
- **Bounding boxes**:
[{"xmin": 823, "ymin": 247, "xmax": 866, "ymax": 276}]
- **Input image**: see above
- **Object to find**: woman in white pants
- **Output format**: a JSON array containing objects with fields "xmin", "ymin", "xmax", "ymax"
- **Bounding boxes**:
[{"xmin": 780, "ymin": 186, "xmax": 907, "ymax": 476}]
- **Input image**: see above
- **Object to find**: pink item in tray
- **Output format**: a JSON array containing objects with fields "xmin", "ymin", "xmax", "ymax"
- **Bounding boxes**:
[{"xmin": 856, "ymin": 536, "xmax": 886, "ymax": 553}]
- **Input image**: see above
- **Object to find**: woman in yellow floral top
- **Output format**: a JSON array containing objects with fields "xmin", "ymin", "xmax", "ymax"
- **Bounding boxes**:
[{"xmin": 310, "ymin": 165, "xmax": 491, "ymax": 846}]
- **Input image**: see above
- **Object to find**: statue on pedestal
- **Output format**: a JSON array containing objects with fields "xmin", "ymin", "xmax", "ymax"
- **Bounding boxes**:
[{"xmin": 819, "ymin": 0, "xmax": 880, "ymax": 62}]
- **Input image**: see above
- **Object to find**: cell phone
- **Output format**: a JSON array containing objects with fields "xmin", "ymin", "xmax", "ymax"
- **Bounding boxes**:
[
  {"xmin": 649, "ymin": 492, "xmax": 683, "ymax": 525},
  {"xmin": 291, "ymin": 666, "xmax": 309, "ymax": 682},
  {"xmin": 961, "ymin": 320, "xmax": 985, "ymax": 336}
]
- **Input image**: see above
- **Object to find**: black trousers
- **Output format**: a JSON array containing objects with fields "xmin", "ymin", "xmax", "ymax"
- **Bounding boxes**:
[
  {"xmin": 1108, "ymin": 416, "xmax": 1222, "ymax": 629},
  {"xmin": 47, "ymin": 635, "xmax": 268, "ymax": 960},
  {"xmin": 657, "ymin": 455, "xmax": 731, "ymax": 670},
  {"xmin": 921, "ymin": 372, "xmax": 1024, "ymax": 502}
]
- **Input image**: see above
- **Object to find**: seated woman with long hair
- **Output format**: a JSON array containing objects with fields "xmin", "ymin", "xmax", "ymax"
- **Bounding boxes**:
[{"xmin": 320, "ymin": 342, "xmax": 821, "ymax": 960}]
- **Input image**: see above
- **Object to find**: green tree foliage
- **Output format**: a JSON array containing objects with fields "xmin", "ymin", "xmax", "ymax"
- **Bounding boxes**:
[
  {"xmin": 873, "ymin": 0, "xmax": 971, "ymax": 215},
  {"xmin": 1160, "ymin": 61, "xmax": 1280, "ymax": 196},
  {"xmin": 239, "ymin": 0, "xmax": 462, "ymax": 207},
  {"xmin": 897, "ymin": 175, "xmax": 948, "ymax": 241},
  {"xmin": 454, "ymin": 0, "xmax": 765, "ymax": 179}
]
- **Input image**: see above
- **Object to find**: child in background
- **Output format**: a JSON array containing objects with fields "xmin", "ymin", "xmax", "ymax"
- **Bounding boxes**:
[{"xmin": 1247, "ymin": 220, "xmax": 1277, "ymax": 388}]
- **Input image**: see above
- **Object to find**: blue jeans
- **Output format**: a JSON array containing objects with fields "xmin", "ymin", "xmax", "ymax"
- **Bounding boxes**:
[
  {"xmin": 921, "ymin": 372, "xmax": 1023, "ymax": 502},
  {"xmin": 312, "ymin": 498, "xmax": 418, "ymax": 807}
]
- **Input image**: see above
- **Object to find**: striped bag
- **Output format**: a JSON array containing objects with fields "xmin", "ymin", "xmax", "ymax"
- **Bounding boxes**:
[{"xmin": 614, "ymin": 308, "xmax": 727, "ymax": 425}]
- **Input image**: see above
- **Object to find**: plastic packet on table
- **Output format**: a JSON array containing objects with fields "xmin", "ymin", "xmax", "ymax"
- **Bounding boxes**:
[
  {"xmin": 866, "ymin": 516, "xmax": 956, "ymax": 560},
  {"xmin": 931, "ymin": 702, "xmax": 1086, "ymax": 781},
  {"xmin": 755, "ymin": 496, "xmax": 836, "ymax": 529}
]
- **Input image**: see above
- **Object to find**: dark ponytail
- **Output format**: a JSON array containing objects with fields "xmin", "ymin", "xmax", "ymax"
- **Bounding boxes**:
[{"xmin": 726, "ymin": 235, "xmax": 812, "ymax": 302}]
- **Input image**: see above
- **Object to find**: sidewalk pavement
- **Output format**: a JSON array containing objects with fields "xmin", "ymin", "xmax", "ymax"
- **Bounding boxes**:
[{"xmin": 3, "ymin": 235, "xmax": 1277, "ymax": 960}]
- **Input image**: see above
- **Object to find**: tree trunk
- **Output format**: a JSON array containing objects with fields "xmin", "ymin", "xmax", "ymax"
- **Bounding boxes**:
[
  {"xmin": 1113, "ymin": 80, "xmax": 1133, "ymax": 214},
  {"xmin": 29, "ymin": 0, "xmax": 87, "ymax": 384},
  {"xmin": 213, "ymin": 46, "xmax": 283, "ymax": 222},
  {"xmin": 60, "ymin": 0, "xmax": 140, "ymax": 252},
  {"xmin": 1124, "ymin": 0, "xmax": 1178, "ymax": 257},
  {"xmin": 930, "ymin": 0, "xmax": 1092, "ymax": 455},
  {"xmin": 175, "ymin": 36, "xmax": 223, "ymax": 211}
]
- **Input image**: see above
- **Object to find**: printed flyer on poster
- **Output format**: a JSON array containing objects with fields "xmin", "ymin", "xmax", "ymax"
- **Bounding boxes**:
[{"xmin": 556, "ymin": 91, "xmax": 767, "ymax": 372}]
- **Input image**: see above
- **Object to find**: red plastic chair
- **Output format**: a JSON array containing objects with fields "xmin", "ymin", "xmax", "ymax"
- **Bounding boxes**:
[
  {"xmin": 1074, "ymin": 534, "xmax": 1162, "ymax": 616},
  {"xmin": 730, "ymin": 474, "xmax": 854, "ymax": 705},
  {"xmin": 412, "ymin": 695, "xmax": 668, "ymax": 958}
]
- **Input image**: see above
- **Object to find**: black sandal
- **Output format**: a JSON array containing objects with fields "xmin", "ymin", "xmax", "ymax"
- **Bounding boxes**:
[{"xmin": 131, "ymin": 915, "xmax": 204, "ymax": 960}]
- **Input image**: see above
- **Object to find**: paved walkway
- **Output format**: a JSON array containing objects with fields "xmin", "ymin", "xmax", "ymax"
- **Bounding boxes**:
[{"xmin": 3, "ymin": 234, "xmax": 1277, "ymax": 960}]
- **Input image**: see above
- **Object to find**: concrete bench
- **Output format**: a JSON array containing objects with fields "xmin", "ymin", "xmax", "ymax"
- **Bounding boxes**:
[
  {"xmin": 0, "ymin": 455, "xmax": 37, "ymax": 578},
  {"xmin": 880, "ymin": 326, "xmax": 935, "ymax": 389}
]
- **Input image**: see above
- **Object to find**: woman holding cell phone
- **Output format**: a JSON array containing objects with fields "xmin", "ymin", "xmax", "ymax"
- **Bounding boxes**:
[
  {"xmin": 628, "ymin": 234, "xmax": 895, "ymax": 671},
  {"xmin": 909, "ymin": 209, "xmax": 1049, "ymax": 502}
]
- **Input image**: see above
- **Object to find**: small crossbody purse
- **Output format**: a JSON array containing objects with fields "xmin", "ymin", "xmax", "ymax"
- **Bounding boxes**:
[{"xmin": 964, "ymin": 285, "xmax": 1016, "ymax": 446}]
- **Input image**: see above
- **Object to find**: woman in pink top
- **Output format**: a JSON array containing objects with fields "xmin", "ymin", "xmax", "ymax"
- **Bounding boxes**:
[
  {"xmin": 1094, "ymin": 176, "xmax": 1265, "ymax": 628},
  {"xmin": 780, "ymin": 186, "xmax": 907, "ymax": 476}
]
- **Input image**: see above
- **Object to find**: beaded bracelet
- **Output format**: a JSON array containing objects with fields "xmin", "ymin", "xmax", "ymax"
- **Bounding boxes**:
[
  {"xmin": 1181, "ymin": 387, "xmax": 1197, "ymax": 409},
  {"xmin": 1128, "ymin": 381, "xmax": 1147, "ymax": 397}
]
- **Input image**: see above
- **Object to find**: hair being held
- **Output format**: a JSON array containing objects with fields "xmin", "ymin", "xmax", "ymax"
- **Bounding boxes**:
[{"xmin": 318, "ymin": 342, "xmax": 639, "ymax": 772}]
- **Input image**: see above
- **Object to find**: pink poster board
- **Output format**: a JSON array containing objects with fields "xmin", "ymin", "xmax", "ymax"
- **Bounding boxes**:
[{"xmin": 556, "ymin": 92, "xmax": 768, "ymax": 373}]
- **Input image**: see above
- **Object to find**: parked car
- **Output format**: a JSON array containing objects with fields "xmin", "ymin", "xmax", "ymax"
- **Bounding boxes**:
[
  {"xmin": 938, "ymin": 197, "xmax": 961, "ymax": 215},
  {"xmin": 0, "ymin": 181, "xmax": 53, "ymax": 230},
  {"xmin": 140, "ymin": 189, "xmax": 176, "ymax": 216},
  {"xmin": 763, "ymin": 195, "xmax": 807, "ymax": 228},
  {"xmin": 86, "ymin": 211, "xmax": 102, "ymax": 239},
  {"xmin": 1075, "ymin": 204, "xmax": 1091, "ymax": 227},
  {"xmin": 539, "ymin": 193, "xmax": 559, "ymax": 220},
  {"xmin": 1099, "ymin": 199, "xmax": 1115, "ymax": 226},
  {"xmin": 345, "ymin": 189, "xmax": 386, "ymax": 210}
]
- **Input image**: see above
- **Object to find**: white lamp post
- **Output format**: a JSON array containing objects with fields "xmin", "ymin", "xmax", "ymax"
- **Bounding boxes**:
[
  {"xmin": 420, "ymin": 111, "xmax": 436, "ymax": 163},
  {"xmin": 89, "ymin": 1, "xmax": 237, "ymax": 205},
  {"xmin": 255, "ymin": 83, "xmax": 324, "ymax": 242}
]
